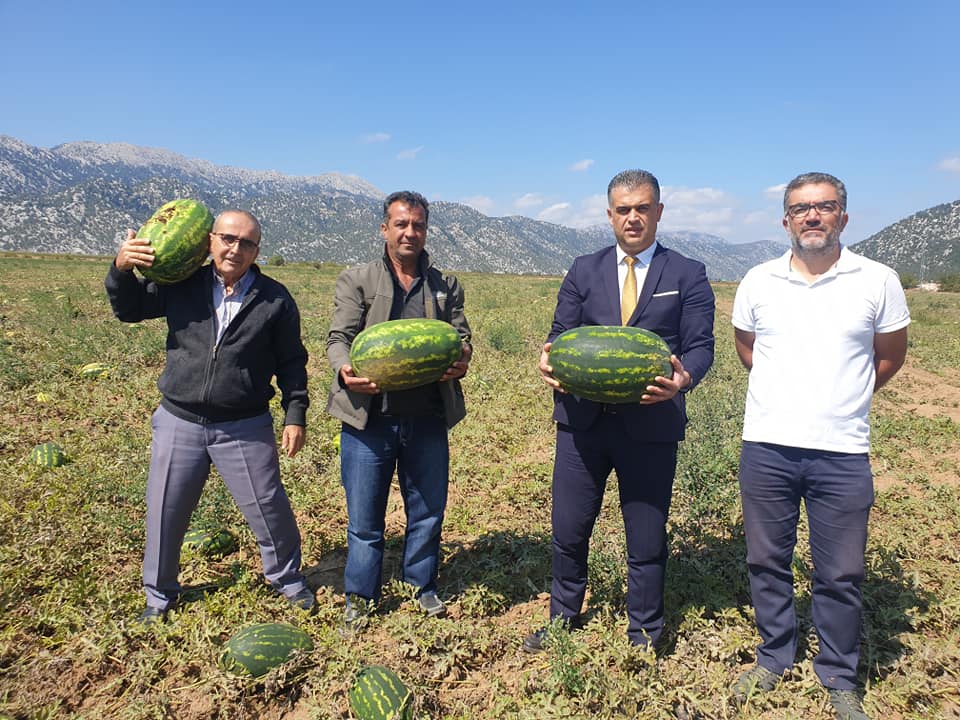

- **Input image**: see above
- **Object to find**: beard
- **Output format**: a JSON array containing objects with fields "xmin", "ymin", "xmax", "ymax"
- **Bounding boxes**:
[{"xmin": 790, "ymin": 223, "xmax": 842, "ymax": 258}]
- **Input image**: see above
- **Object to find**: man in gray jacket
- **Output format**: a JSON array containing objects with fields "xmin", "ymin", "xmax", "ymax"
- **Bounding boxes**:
[{"xmin": 326, "ymin": 191, "xmax": 471, "ymax": 627}]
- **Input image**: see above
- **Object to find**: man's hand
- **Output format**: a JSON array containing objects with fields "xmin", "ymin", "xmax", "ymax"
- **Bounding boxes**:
[
  {"xmin": 538, "ymin": 342, "xmax": 565, "ymax": 392},
  {"xmin": 281, "ymin": 425, "xmax": 305, "ymax": 457},
  {"xmin": 115, "ymin": 229, "xmax": 155, "ymax": 272},
  {"xmin": 340, "ymin": 364, "xmax": 380, "ymax": 394},
  {"xmin": 441, "ymin": 343, "xmax": 472, "ymax": 381},
  {"xmin": 638, "ymin": 354, "xmax": 691, "ymax": 405}
]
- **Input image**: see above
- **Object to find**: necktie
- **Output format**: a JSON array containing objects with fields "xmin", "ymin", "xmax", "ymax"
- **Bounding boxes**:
[{"xmin": 621, "ymin": 256, "xmax": 637, "ymax": 325}]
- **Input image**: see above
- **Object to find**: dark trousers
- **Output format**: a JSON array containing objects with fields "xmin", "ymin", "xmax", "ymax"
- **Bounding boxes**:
[
  {"xmin": 550, "ymin": 416, "xmax": 677, "ymax": 647},
  {"xmin": 739, "ymin": 441, "xmax": 873, "ymax": 690}
]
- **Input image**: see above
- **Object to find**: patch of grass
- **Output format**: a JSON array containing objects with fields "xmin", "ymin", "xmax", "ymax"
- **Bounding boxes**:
[{"xmin": 1, "ymin": 256, "xmax": 958, "ymax": 719}]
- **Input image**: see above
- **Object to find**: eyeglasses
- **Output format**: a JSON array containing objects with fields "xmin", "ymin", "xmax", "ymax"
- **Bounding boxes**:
[
  {"xmin": 212, "ymin": 232, "xmax": 260, "ymax": 252},
  {"xmin": 786, "ymin": 200, "xmax": 842, "ymax": 218}
]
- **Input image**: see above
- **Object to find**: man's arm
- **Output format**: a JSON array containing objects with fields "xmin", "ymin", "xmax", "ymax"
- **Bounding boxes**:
[
  {"xmin": 874, "ymin": 327, "xmax": 908, "ymax": 391},
  {"xmin": 440, "ymin": 274, "xmax": 472, "ymax": 381},
  {"xmin": 273, "ymin": 291, "xmax": 310, "ymax": 446},
  {"xmin": 104, "ymin": 231, "xmax": 166, "ymax": 322},
  {"xmin": 734, "ymin": 328, "xmax": 755, "ymax": 370},
  {"xmin": 325, "ymin": 269, "xmax": 381, "ymax": 394}
]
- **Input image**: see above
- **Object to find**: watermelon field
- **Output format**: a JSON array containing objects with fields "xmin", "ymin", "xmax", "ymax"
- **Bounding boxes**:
[{"xmin": 1, "ymin": 253, "xmax": 959, "ymax": 719}]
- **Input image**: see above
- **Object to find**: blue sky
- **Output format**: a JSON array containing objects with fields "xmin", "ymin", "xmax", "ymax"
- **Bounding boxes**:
[{"xmin": 2, "ymin": 1, "xmax": 958, "ymax": 245}]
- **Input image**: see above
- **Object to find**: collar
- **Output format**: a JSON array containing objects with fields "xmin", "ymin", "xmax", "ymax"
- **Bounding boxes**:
[
  {"xmin": 212, "ymin": 266, "xmax": 255, "ymax": 295},
  {"xmin": 769, "ymin": 246, "xmax": 860, "ymax": 282},
  {"xmin": 616, "ymin": 241, "xmax": 659, "ymax": 267}
]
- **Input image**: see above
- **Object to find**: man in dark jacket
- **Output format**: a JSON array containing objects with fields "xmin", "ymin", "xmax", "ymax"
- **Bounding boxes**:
[{"xmin": 106, "ymin": 209, "xmax": 313, "ymax": 624}]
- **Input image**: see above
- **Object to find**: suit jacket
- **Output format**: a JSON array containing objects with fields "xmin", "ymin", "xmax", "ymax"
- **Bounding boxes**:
[
  {"xmin": 326, "ymin": 248, "xmax": 471, "ymax": 431},
  {"xmin": 547, "ymin": 243, "xmax": 715, "ymax": 442}
]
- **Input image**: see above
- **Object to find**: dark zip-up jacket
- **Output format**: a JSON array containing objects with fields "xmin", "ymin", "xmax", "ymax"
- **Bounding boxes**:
[{"xmin": 105, "ymin": 262, "xmax": 308, "ymax": 426}]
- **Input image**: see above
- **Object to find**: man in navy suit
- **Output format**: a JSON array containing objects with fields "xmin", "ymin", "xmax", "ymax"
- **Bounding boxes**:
[{"xmin": 524, "ymin": 169, "xmax": 715, "ymax": 652}]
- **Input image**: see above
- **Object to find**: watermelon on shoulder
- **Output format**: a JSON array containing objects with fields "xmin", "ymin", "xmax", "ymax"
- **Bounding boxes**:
[
  {"xmin": 349, "ymin": 665, "xmax": 414, "ymax": 720},
  {"xmin": 349, "ymin": 318, "xmax": 462, "ymax": 392},
  {"xmin": 137, "ymin": 199, "xmax": 214, "ymax": 285},
  {"xmin": 219, "ymin": 622, "xmax": 313, "ymax": 677},
  {"xmin": 548, "ymin": 325, "xmax": 673, "ymax": 404}
]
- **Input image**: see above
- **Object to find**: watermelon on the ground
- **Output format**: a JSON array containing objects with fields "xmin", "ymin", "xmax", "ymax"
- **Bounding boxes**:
[
  {"xmin": 78, "ymin": 362, "xmax": 111, "ymax": 378},
  {"xmin": 30, "ymin": 442, "xmax": 67, "ymax": 468},
  {"xmin": 548, "ymin": 325, "xmax": 673, "ymax": 404},
  {"xmin": 181, "ymin": 528, "xmax": 238, "ymax": 558},
  {"xmin": 137, "ymin": 199, "xmax": 214, "ymax": 285},
  {"xmin": 349, "ymin": 665, "xmax": 414, "ymax": 720},
  {"xmin": 349, "ymin": 318, "xmax": 462, "ymax": 391},
  {"xmin": 219, "ymin": 623, "xmax": 313, "ymax": 677}
]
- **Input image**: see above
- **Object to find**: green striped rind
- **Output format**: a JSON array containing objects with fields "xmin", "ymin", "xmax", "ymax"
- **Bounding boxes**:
[
  {"xmin": 549, "ymin": 325, "xmax": 673, "ymax": 404},
  {"xmin": 137, "ymin": 199, "xmax": 214, "ymax": 285},
  {"xmin": 349, "ymin": 319, "xmax": 461, "ymax": 392},
  {"xmin": 182, "ymin": 528, "xmax": 238, "ymax": 558},
  {"xmin": 348, "ymin": 665, "xmax": 414, "ymax": 720},
  {"xmin": 29, "ymin": 442, "xmax": 67, "ymax": 468},
  {"xmin": 219, "ymin": 623, "xmax": 313, "ymax": 677},
  {"xmin": 78, "ymin": 362, "xmax": 111, "ymax": 378}
]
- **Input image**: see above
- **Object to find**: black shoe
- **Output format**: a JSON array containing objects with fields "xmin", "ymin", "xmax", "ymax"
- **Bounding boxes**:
[
  {"xmin": 340, "ymin": 594, "xmax": 372, "ymax": 636},
  {"xmin": 732, "ymin": 664, "xmax": 782, "ymax": 706},
  {"xmin": 522, "ymin": 616, "xmax": 583, "ymax": 653},
  {"xmin": 136, "ymin": 606, "xmax": 168, "ymax": 627},
  {"xmin": 828, "ymin": 689, "xmax": 868, "ymax": 720},
  {"xmin": 286, "ymin": 587, "xmax": 316, "ymax": 613},
  {"xmin": 522, "ymin": 627, "xmax": 549, "ymax": 653}
]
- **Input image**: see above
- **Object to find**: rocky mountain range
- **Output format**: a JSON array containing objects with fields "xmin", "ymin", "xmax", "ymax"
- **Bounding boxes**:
[
  {"xmin": 0, "ymin": 135, "xmax": 794, "ymax": 280},
  {"xmin": 850, "ymin": 200, "xmax": 960, "ymax": 281}
]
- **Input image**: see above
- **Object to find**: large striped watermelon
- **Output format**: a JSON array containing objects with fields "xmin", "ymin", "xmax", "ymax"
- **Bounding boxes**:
[
  {"xmin": 136, "ymin": 199, "xmax": 214, "ymax": 284},
  {"xmin": 548, "ymin": 325, "xmax": 673, "ymax": 404},
  {"xmin": 30, "ymin": 442, "xmax": 67, "ymax": 468},
  {"xmin": 219, "ymin": 623, "xmax": 313, "ymax": 677},
  {"xmin": 349, "ymin": 319, "xmax": 462, "ymax": 391},
  {"xmin": 349, "ymin": 665, "xmax": 414, "ymax": 720}
]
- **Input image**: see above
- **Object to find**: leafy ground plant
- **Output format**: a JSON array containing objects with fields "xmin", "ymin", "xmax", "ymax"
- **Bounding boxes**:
[{"xmin": 0, "ymin": 255, "xmax": 958, "ymax": 718}]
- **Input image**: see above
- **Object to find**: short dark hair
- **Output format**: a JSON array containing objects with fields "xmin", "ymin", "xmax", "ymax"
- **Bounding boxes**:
[
  {"xmin": 607, "ymin": 169, "xmax": 661, "ymax": 204},
  {"xmin": 383, "ymin": 191, "xmax": 430, "ymax": 224},
  {"xmin": 783, "ymin": 172, "xmax": 847, "ymax": 213}
]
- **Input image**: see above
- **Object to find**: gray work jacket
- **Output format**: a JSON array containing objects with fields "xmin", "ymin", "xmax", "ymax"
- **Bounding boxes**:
[{"xmin": 325, "ymin": 249, "xmax": 471, "ymax": 430}]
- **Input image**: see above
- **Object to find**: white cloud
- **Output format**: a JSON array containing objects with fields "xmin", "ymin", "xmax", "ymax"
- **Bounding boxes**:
[
  {"xmin": 361, "ymin": 132, "xmax": 391, "ymax": 144},
  {"xmin": 569, "ymin": 159, "xmax": 595, "ymax": 172},
  {"xmin": 659, "ymin": 185, "xmax": 737, "ymax": 237},
  {"xmin": 938, "ymin": 155, "xmax": 960, "ymax": 173},
  {"xmin": 396, "ymin": 146, "xmax": 424, "ymax": 160},
  {"xmin": 764, "ymin": 183, "xmax": 787, "ymax": 197},
  {"xmin": 514, "ymin": 192, "xmax": 545, "ymax": 209},
  {"xmin": 460, "ymin": 195, "xmax": 496, "ymax": 214},
  {"xmin": 537, "ymin": 203, "xmax": 572, "ymax": 223},
  {"xmin": 535, "ymin": 194, "xmax": 608, "ymax": 228}
]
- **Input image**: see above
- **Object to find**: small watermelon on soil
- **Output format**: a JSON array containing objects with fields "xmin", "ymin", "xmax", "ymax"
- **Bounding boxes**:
[
  {"xmin": 219, "ymin": 623, "xmax": 313, "ymax": 678},
  {"xmin": 181, "ymin": 528, "xmax": 238, "ymax": 558},
  {"xmin": 349, "ymin": 665, "xmax": 414, "ymax": 720},
  {"xmin": 137, "ymin": 199, "xmax": 214, "ymax": 285},
  {"xmin": 30, "ymin": 442, "xmax": 67, "ymax": 468},
  {"xmin": 78, "ymin": 362, "xmax": 111, "ymax": 378}
]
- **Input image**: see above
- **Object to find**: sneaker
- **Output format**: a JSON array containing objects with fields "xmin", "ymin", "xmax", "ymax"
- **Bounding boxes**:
[
  {"xmin": 340, "ymin": 594, "xmax": 372, "ymax": 636},
  {"xmin": 286, "ymin": 587, "xmax": 316, "ymax": 613},
  {"xmin": 418, "ymin": 592, "xmax": 447, "ymax": 618},
  {"xmin": 732, "ymin": 664, "xmax": 781, "ymax": 705},
  {"xmin": 828, "ymin": 689, "xmax": 868, "ymax": 720},
  {"xmin": 136, "ymin": 606, "xmax": 168, "ymax": 627}
]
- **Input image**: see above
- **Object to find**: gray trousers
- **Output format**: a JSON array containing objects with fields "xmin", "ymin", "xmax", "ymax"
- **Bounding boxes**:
[{"xmin": 143, "ymin": 405, "xmax": 306, "ymax": 610}]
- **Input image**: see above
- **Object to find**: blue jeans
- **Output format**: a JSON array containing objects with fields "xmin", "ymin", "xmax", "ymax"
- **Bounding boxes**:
[
  {"xmin": 739, "ymin": 441, "xmax": 873, "ymax": 690},
  {"xmin": 340, "ymin": 414, "xmax": 449, "ymax": 602}
]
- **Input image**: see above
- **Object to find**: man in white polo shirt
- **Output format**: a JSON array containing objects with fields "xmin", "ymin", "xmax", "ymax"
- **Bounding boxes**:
[{"xmin": 730, "ymin": 172, "xmax": 909, "ymax": 720}]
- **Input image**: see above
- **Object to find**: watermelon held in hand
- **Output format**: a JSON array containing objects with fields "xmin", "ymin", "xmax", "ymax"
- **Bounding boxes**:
[
  {"xmin": 349, "ymin": 665, "xmax": 414, "ymax": 720},
  {"xmin": 136, "ymin": 199, "xmax": 214, "ymax": 285},
  {"xmin": 548, "ymin": 325, "xmax": 673, "ymax": 404},
  {"xmin": 349, "ymin": 318, "xmax": 462, "ymax": 392},
  {"xmin": 219, "ymin": 623, "xmax": 313, "ymax": 677},
  {"xmin": 30, "ymin": 442, "xmax": 67, "ymax": 468},
  {"xmin": 181, "ymin": 528, "xmax": 238, "ymax": 558}
]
